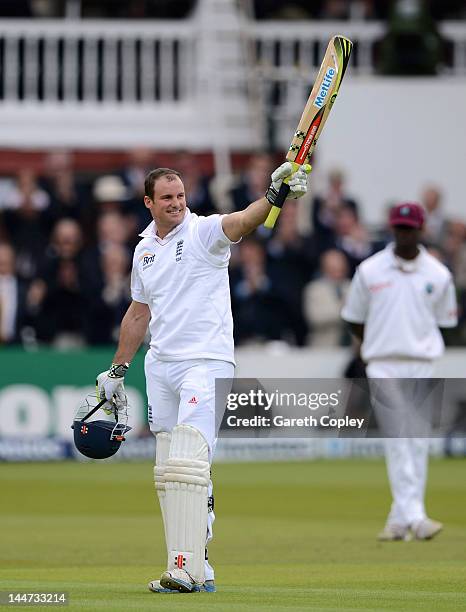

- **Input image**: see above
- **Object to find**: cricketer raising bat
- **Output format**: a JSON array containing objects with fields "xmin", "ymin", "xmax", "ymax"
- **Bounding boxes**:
[{"xmin": 264, "ymin": 35, "xmax": 353, "ymax": 229}]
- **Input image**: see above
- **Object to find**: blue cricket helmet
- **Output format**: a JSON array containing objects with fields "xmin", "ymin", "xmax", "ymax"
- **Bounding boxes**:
[{"xmin": 72, "ymin": 396, "xmax": 132, "ymax": 459}]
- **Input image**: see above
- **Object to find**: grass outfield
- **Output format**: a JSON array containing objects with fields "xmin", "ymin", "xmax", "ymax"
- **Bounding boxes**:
[{"xmin": 0, "ymin": 459, "xmax": 465, "ymax": 611}]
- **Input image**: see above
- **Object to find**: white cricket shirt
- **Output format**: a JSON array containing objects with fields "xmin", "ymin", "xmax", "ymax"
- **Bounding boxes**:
[
  {"xmin": 341, "ymin": 244, "xmax": 457, "ymax": 361},
  {"xmin": 131, "ymin": 209, "xmax": 236, "ymax": 364}
]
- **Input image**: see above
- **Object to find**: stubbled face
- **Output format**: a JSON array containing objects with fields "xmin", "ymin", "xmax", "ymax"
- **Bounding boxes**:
[{"xmin": 144, "ymin": 175, "xmax": 186, "ymax": 231}]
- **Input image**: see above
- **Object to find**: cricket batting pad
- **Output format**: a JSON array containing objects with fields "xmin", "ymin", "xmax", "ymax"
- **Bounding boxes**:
[
  {"xmin": 164, "ymin": 424, "xmax": 210, "ymax": 585},
  {"xmin": 154, "ymin": 431, "xmax": 171, "ymax": 547}
]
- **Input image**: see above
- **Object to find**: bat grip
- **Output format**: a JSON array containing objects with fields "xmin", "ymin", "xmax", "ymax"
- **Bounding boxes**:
[
  {"xmin": 263, "ymin": 163, "xmax": 310, "ymax": 229},
  {"xmin": 273, "ymin": 182, "xmax": 291, "ymax": 209},
  {"xmin": 263, "ymin": 183, "xmax": 290, "ymax": 229}
]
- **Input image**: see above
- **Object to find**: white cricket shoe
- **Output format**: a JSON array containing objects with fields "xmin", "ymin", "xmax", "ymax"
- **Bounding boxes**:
[
  {"xmin": 412, "ymin": 518, "xmax": 443, "ymax": 540},
  {"xmin": 160, "ymin": 568, "xmax": 197, "ymax": 593},
  {"xmin": 377, "ymin": 523, "xmax": 411, "ymax": 541},
  {"xmin": 148, "ymin": 579, "xmax": 216, "ymax": 593},
  {"xmin": 148, "ymin": 580, "xmax": 180, "ymax": 594}
]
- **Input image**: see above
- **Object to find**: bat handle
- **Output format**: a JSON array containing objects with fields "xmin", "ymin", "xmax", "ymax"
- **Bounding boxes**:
[{"xmin": 264, "ymin": 183, "xmax": 290, "ymax": 229}]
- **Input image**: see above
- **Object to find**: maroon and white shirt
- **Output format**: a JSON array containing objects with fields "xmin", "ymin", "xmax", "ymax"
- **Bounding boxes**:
[{"xmin": 342, "ymin": 244, "xmax": 457, "ymax": 361}]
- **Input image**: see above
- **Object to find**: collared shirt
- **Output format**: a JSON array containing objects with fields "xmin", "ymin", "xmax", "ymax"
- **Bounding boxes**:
[
  {"xmin": 341, "ymin": 243, "xmax": 457, "ymax": 361},
  {"xmin": 131, "ymin": 209, "xmax": 237, "ymax": 364}
]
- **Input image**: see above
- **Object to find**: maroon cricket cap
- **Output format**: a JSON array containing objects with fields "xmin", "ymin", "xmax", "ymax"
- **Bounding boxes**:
[{"xmin": 389, "ymin": 202, "xmax": 425, "ymax": 229}]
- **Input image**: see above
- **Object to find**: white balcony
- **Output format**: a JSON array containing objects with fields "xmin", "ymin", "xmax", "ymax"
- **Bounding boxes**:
[{"xmin": 0, "ymin": 10, "xmax": 464, "ymax": 156}]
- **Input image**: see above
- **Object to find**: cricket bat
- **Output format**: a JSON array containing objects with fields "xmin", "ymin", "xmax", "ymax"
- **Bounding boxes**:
[{"xmin": 264, "ymin": 35, "xmax": 353, "ymax": 229}]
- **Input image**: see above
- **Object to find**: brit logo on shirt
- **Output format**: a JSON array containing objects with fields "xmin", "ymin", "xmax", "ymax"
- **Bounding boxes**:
[
  {"xmin": 140, "ymin": 252, "xmax": 155, "ymax": 271},
  {"xmin": 175, "ymin": 239, "xmax": 184, "ymax": 262}
]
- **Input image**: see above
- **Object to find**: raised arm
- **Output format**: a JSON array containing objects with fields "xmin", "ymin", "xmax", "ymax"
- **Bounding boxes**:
[
  {"xmin": 222, "ymin": 162, "xmax": 311, "ymax": 242},
  {"xmin": 222, "ymin": 197, "xmax": 271, "ymax": 242}
]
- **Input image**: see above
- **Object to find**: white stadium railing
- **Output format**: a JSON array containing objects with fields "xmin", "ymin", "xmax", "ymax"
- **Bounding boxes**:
[
  {"xmin": 252, "ymin": 21, "xmax": 385, "ymax": 77},
  {"xmin": 0, "ymin": 7, "xmax": 465, "ymax": 160},
  {"xmin": 0, "ymin": 19, "xmax": 195, "ymax": 104},
  {"xmin": 0, "ymin": 20, "xmax": 387, "ymax": 105},
  {"xmin": 1, "ymin": 19, "xmax": 464, "ymax": 103}
]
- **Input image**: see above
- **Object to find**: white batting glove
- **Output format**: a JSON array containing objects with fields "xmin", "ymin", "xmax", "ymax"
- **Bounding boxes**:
[
  {"xmin": 266, "ymin": 162, "xmax": 311, "ymax": 204},
  {"xmin": 96, "ymin": 363, "xmax": 129, "ymax": 413}
]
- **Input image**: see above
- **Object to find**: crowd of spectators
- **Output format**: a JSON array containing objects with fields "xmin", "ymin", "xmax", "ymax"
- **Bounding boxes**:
[
  {"xmin": 1, "ymin": 1, "xmax": 465, "ymax": 20},
  {"xmin": 254, "ymin": 0, "xmax": 466, "ymax": 21},
  {"xmin": 0, "ymin": 149, "xmax": 465, "ymax": 349}
]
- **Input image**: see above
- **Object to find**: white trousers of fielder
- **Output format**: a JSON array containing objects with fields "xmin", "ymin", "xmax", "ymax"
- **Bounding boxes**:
[
  {"xmin": 146, "ymin": 353, "xmax": 234, "ymax": 581},
  {"xmin": 367, "ymin": 359, "xmax": 433, "ymax": 527}
]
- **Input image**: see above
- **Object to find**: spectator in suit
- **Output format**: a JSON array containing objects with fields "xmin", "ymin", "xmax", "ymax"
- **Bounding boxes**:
[
  {"xmin": 27, "ymin": 218, "xmax": 87, "ymax": 347},
  {"xmin": 231, "ymin": 237, "xmax": 287, "ymax": 344},
  {"xmin": 311, "ymin": 168, "xmax": 359, "ymax": 254},
  {"xmin": 334, "ymin": 204, "xmax": 373, "ymax": 276},
  {"xmin": 82, "ymin": 211, "xmax": 132, "ymax": 279},
  {"xmin": 303, "ymin": 249, "xmax": 350, "ymax": 346},
  {"xmin": 41, "ymin": 150, "xmax": 88, "ymax": 224},
  {"xmin": 1, "ymin": 170, "xmax": 52, "ymax": 281},
  {"xmin": 84, "ymin": 244, "xmax": 132, "ymax": 344},
  {"xmin": 266, "ymin": 200, "xmax": 317, "ymax": 345}
]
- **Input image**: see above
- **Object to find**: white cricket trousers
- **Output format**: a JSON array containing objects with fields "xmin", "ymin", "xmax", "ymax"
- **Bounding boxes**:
[
  {"xmin": 366, "ymin": 359, "xmax": 434, "ymax": 527},
  {"xmin": 145, "ymin": 353, "xmax": 234, "ymax": 581}
]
